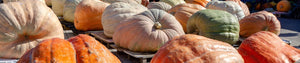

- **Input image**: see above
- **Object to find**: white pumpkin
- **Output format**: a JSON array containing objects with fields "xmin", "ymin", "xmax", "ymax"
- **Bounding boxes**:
[
  {"xmin": 147, "ymin": 2, "xmax": 172, "ymax": 11},
  {"xmin": 63, "ymin": 0, "xmax": 82, "ymax": 22},
  {"xmin": 160, "ymin": 0, "xmax": 186, "ymax": 7},
  {"xmin": 206, "ymin": 1, "xmax": 245, "ymax": 20},
  {"xmin": 52, "ymin": 0, "xmax": 67, "ymax": 16}
]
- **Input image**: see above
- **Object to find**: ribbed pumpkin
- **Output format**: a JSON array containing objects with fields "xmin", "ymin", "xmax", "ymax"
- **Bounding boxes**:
[
  {"xmin": 239, "ymin": 11, "xmax": 280, "ymax": 38},
  {"xmin": 185, "ymin": 0, "xmax": 210, "ymax": 7},
  {"xmin": 102, "ymin": 0, "xmax": 149, "ymax": 6},
  {"xmin": 102, "ymin": 2, "xmax": 148, "ymax": 38},
  {"xmin": 18, "ymin": 34, "xmax": 121, "ymax": 63},
  {"xmin": 187, "ymin": 9, "xmax": 240, "ymax": 44},
  {"xmin": 277, "ymin": 0, "xmax": 291, "ymax": 12},
  {"xmin": 160, "ymin": 0, "xmax": 186, "ymax": 6},
  {"xmin": 52, "ymin": 0, "xmax": 66, "ymax": 16},
  {"xmin": 226, "ymin": 0, "xmax": 250, "ymax": 16},
  {"xmin": 151, "ymin": 34, "xmax": 244, "ymax": 63},
  {"xmin": 3, "ymin": 0, "xmax": 45, "ymax": 3},
  {"xmin": 238, "ymin": 31, "xmax": 300, "ymax": 63},
  {"xmin": 168, "ymin": 3, "xmax": 206, "ymax": 32},
  {"xmin": 0, "ymin": 0, "xmax": 64, "ymax": 58},
  {"xmin": 113, "ymin": 9, "xmax": 185, "ymax": 52},
  {"xmin": 74, "ymin": 0, "xmax": 109, "ymax": 31},
  {"xmin": 63, "ymin": 0, "xmax": 82, "ymax": 22},
  {"xmin": 147, "ymin": 2, "xmax": 172, "ymax": 11},
  {"xmin": 206, "ymin": 1, "xmax": 245, "ymax": 20}
]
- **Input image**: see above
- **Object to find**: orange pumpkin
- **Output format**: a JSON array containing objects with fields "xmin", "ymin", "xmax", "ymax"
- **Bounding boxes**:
[
  {"xmin": 74, "ymin": 0, "xmax": 109, "ymax": 31},
  {"xmin": 18, "ymin": 34, "xmax": 121, "ymax": 63},
  {"xmin": 168, "ymin": 3, "xmax": 205, "ymax": 32},
  {"xmin": 185, "ymin": 0, "xmax": 209, "ymax": 7},
  {"xmin": 277, "ymin": 0, "xmax": 291, "ymax": 12},
  {"xmin": 239, "ymin": 11, "xmax": 281, "ymax": 38},
  {"xmin": 238, "ymin": 31, "xmax": 300, "ymax": 63},
  {"xmin": 226, "ymin": 0, "xmax": 250, "ymax": 16},
  {"xmin": 151, "ymin": 34, "xmax": 244, "ymax": 63}
]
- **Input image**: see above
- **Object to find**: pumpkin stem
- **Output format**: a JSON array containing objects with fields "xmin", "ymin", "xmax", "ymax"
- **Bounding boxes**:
[{"xmin": 154, "ymin": 22, "xmax": 162, "ymax": 29}]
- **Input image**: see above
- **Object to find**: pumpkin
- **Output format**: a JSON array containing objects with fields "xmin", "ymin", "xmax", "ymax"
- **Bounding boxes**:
[
  {"xmin": 277, "ymin": 0, "xmax": 291, "ymax": 12},
  {"xmin": 238, "ymin": 31, "xmax": 300, "ymax": 63},
  {"xmin": 226, "ymin": 0, "xmax": 250, "ymax": 16},
  {"xmin": 185, "ymin": 0, "xmax": 210, "ymax": 7},
  {"xmin": 168, "ymin": 3, "xmax": 206, "ymax": 32},
  {"xmin": 102, "ymin": 0, "xmax": 149, "ymax": 6},
  {"xmin": 151, "ymin": 34, "xmax": 244, "ymax": 63},
  {"xmin": 239, "ymin": 11, "xmax": 280, "ymax": 38},
  {"xmin": 52, "ymin": 0, "xmax": 66, "ymax": 16},
  {"xmin": 160, "ymin": 0, "xmax": 186, "ymax": 6},
  {"xmin": 63, "ymin": 0, "xmax": 82, "ymax": 22},
  {"xmin": 17, "ymin": 38, "xmax": 76, "ymax": 63},
  {"xmin": 74, "ymin": 0, "xmax": 109, "ymax": 31},
  {"xmin": 102, "ymin": 2, "xmax": 148, "ymax": 38},
  {"xmin": 206, "ymin": 1, "xmax": 245, "ymax": 20},
  {"xmin": 187, "ymin": 9, "xmax": 240, "ymax": 44},
  {"xmin": 3, "ymin": 0, "xmax": 45, "ymax": 3},
  {"xmin": 113, "ymin": 9, "xmax": 185, "ymax": 52},
  {"xmin": 45, "ymin": 0, "xmax": 52, "ymax": 6},
  {"xmin": 18, "ymin": 34, "xmax": 121, "ymax": 63},
  {"xmin": 0, "ymin": 0, "xmax": 64, "ymax": 58},
  {"xmin": 147, "ymin": 2, "xmax": 172, "ymax": 11}
]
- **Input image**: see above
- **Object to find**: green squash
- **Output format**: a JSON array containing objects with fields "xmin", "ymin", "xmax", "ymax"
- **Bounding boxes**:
[{"xmin": 187, "ymin": 9, "xmax": 239, "ymax": 44}]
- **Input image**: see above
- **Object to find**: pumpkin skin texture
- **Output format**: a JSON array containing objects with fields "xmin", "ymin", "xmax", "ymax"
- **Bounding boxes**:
[
  {"xmin": 239, "ymin": 11, "xmax": 280, "ymax": 38},
  {"xmin": 45, "ymin": 0, "xmax": 52, "ymax": 6},
  {"xmin": 160, "ymin": 0, "xmax": 186, "ymax": 6},
  {"xmin": 102, "ymin": 2, "xmax": 148, "ymax": 38},
  {"xmin": 168, "ymin": 3, "xmax": 206, "ymax": 33},
  {"xmin": 113, "ymin": 9, "xmax": 185, "ymax": 52},
  {"xmin": 74, "ymin": 0, "xmax": 109, "ymax": 31},
  {"xmin": 17, "ymin": 38, "xmax": 77, "ymax": 63},
  {"xmin": 63, "ymin": 0, "xmax": 82, "ymax": 22},
  {"xmin": 52, "ymin": 0, "xmax": 66, "ymax": 16},
  {"xmin": 226, "ymin": 0, "xmax": 250, "ymax": 16},
  {"xmin": 102, "ymin": 0, "xmax": 149, "ymax": 6},
  {"xmin": 0, "ymin": 0, "xmax": 64, "ymax": 58},
  {"xmin": 277, "ymin": 0, "xmax": 291, "ymax": 12},
  {"xmin": 68, "ymin": 34, "xmax": 121, "ymax": 63},
  {"xmin": 238, "ymin": 31, "xmax": 300, "ymax": 63},
  {"xmin": 185, "ymin": 0, "xmax": 210, "ymax": 7},
  {"xmin": 187, "ymin": 9, "xmax": 240, "ymax": 44},
  {"xmin": 206, "ymin": 1, "xmax": 245, "ymax": 20},
  {"xmin": 147, "ymin": 2, "xmax": 172, "ymax": 11},
  {"xmin": 151, "ymin": 34, "xmax": 244, "ymax": 63}
]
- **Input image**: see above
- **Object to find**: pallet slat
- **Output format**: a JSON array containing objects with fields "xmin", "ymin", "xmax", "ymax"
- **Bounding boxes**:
[{"xmin": 110, "ymin": 45, "xmax": 155, "ymax": 63}]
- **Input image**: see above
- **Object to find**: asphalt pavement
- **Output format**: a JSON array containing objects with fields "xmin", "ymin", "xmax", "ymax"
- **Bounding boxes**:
[{"xmin": 278, "ymin": 18, "xmax": 300, "ymax": 46}]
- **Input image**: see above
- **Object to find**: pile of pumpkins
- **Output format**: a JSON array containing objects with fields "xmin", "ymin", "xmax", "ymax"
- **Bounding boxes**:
[{"xmin": 0, "ymin": 0, "xmax": 299, "ymax": 63}]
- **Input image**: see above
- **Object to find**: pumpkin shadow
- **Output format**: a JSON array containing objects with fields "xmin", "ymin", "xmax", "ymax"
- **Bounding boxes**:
[{"xmin": 279, "ymin": 33, "xmax": 298, "ymax": 37}]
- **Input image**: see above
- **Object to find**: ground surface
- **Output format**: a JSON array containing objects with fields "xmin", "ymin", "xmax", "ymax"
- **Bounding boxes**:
[{"xmin": 278, "ymin": 18, "xmax": 300, "ymax": 46}]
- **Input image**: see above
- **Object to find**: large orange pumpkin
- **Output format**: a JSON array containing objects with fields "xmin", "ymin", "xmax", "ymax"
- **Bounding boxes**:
[
  {"xmin": 18, "ymin": 34, "xmax": 121, "ymax": 63},
  {"xmin": 185, "ymin": 0, "xmax": 210, "ymax": 7},
  {"xmin": 168, "ymin": 3, "xmax": 205, "ymax": 32},
  {"xmin": 277, "ymin": 0, "xmax": 291, "ymax": 12},
  {"xmin": 151, "ymin": 34, "xmax": 244, "ymax": 63},
  {"xmin": 0, "ymin": 0, "xmax": 64, "ymax": 58},
  {"xmin": 74, "ymin": 0, "xmax": 109, "ymax": 31},
  {"xmin": 238, "ymin": 31, "xmax": 300, "ymax": 63},
  {"xmin": 239, "ymin": 11, "xmax": 281, "ymax": 38},
  {"xmin": 226, "ymin": 0, "xmax": 250, "ymax": 16}
]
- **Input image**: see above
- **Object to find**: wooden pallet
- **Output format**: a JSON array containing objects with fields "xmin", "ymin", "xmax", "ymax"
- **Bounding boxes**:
[
  {"xmin": 90, "ymin": 31, "xmax": 114, "ymax": 47},
  {"xmin": 110, "ymin": 45, "xmax": 155, "ymax": 63}
]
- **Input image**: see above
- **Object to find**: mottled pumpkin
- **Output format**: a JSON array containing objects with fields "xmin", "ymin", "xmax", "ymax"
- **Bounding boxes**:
[
  {"xmin": 18, "ymin": 34, "xmax": 121, "ymax": 63},
  {"xmin": 187, "ymin": 9, "xmax": 240, "ymax": 44},
  {"xmin": 74, "ymin": 0, "xmax": 109, "ymax": 31},
  {"xmin": 168, "ymin": 3, "xmax": 206, "ymax": 32},
  {"xmin": 63, "ymin": 0, "xmax": 82, "ymax": 22},
  {"xmin": 151, "ymin": 34, "xmax": 244, "ymax": 63},
  {"xmin": 0, "ymin": 0, "xmax": 64, "ymax": 58},
  {"xmin": 185, "ymin": 0, "xmax": 210, "ymax": 7},
  {"xmin": 277, "ymin": 0, "xmax": 291, "ymax": 12},
  {"xmin": 226, "ymin": 0, "xmax": 250, "ymax": 16},
  {"xmin": 239, "ymin": 11, "xmax": 280, "ymax": 38},
  {"xmin": 102, "ymin": 2, "xmax": 148, "ymax": 38},
  {"xmin": 113, "ymin": 9, "xmax": 185, "ymax": 52},
  {"xmin": 206, "ymin": 1, "xmax": 245, "ymax": 20},
  {"xmin": 147, "ymin": 2, "xmax": 172, "ymax": 11},
  {"xmin": 160, "ymin": 0, "xmax": 186, "ymax": 6},
  {"xmin": 238, "ymin": 31, "xmax": 300, "ymax": 63}
]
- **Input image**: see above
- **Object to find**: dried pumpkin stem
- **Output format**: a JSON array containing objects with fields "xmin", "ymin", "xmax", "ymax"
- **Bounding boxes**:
[{"xmin": 154, "ymin": 22, "xmax": 162, "ymax": 29}]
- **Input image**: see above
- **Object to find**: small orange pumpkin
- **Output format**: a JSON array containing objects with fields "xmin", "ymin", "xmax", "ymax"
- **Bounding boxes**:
[{"xmin": 277, "ymin": 0, "xmax": 291, "ymax": 12}]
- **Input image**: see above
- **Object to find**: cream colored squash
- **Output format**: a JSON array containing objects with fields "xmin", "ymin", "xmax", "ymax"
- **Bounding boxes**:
[
  {"xmin": 63, "ymin": 0, "xmax": 82, "ymax": 22},
  {"xmin": 206, "ymin": 1, "xmax": 245, "ymax": 20},
  {"xmin": 52, "ymin": 0, "xmax": 67, "ymax": 16}
]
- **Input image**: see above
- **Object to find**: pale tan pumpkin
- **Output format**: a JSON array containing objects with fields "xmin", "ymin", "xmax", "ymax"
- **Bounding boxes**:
[
  {"xmin": 206, "ymin": 1, "xmax": 245, "ymax": 20},
  {"xmin": 113, "ymin": 9, "xmax": 185, "ymax": 52},
  {"xmin": 147, "ymin": 2, "xmax": 172, "ymax": 11},
  {"xmin": 185, "ymin": 0, "xmax": 210, "ymax": 7},
  {"xmin": 226, "ymin": 0, "xmax": 250, "ymax": 16},
  {"xmin": 160, "ymin": 0, "xmax": 186, "ymax": 6},
  {"xmin": 102, "ymin": 2, "xmax": 148, "ymax": 38},
  {"xmin": 102, "ymin": 0, "xmax": 149, "ymax": 6},
  {"xmin": 74, "ymin": 0, "xmax": 109, "ymax": 31},
  {"xmin": 52, "ymin": 0, "xmax": 67, "ymax": 16},
  {"xmin": 168, "ymin": 3, "xmax": 205, "ymax": 32},
  {"xmin": 0, "ymin": 0, "xmax": 64, "ymax": 58},
  {"xmin": 63, "ymin": 0, "xmax": 82, "ymax": 22},
  {"xmin": 3, "ymin": 0, "xmax": 45, "ymax": 4},
  {"xmin": 45, "ymin": 0, "xmax": 52, "ymax": 6}
]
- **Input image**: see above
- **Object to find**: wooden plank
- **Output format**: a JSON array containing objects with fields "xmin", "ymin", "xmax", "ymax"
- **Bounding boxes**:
[
  {"xmin": 110, "ymin": 45, "xmax": 155, "ymax": 58},
  {"xmin": 90, "ymin": 31, "xmax": 114, "ymax": 43}
]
